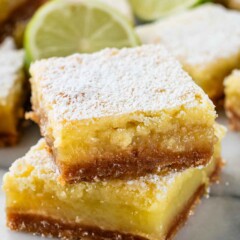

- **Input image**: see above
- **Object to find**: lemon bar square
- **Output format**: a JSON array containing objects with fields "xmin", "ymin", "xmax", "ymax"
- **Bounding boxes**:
[
  {"xmin": 29, "ymin": 45, "xmax": 216, "ymax": 183},
  {"xmin": 224, "ymin": 70, "xmax": 240, "ymax": 130},
  {"xmin": 3, "ymin": 125, "xmax": 225, "ymax": 240},
  {"xmin": 0, "ymin": 38, "xmax": 25, "ymax": 146},
  {"xmin": 136, "ymin": 4, "xmax": 240, "ymax": 101}
]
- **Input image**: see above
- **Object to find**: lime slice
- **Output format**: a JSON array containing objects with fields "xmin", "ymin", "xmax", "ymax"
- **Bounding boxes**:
[
  {"xmin": 99, "ymin": 0, "xmax": 134, "ymax": 22},
  {"xmin": 129, "ymin": 0, "xmax": 206, "ymax": 21},
  {"xmin": 24, "ymin": 0, "xmax": 140, "ymax": 63}
]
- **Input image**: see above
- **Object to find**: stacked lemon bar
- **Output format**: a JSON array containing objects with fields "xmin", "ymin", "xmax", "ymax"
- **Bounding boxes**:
[
  {"xmin": 136, "ymin": 4, "xmax": 240, "ymax": 102},
  {"xmin": 3, "ymin": 45, "xmax": 225, "ymax": 240},
  {"xmin": 224, "ymin": 70, "xmax": 240, "ymax": 130},
  {"xmin": 0, "ymin": 38, "xmax": 25, "ymax": 146}
]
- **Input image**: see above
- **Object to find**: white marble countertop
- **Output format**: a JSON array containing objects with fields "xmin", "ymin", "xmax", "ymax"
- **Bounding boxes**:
[{"xmin": 0, "ymin": 115, "xmax": 240, "ymax": 240}]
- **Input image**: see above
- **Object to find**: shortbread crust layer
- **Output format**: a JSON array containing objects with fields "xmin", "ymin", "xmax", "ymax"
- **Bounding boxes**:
[
  {"xmin": 0, "ymin": 133, "xmax": 19, "ymax": 147},
  {"xmin": 55, "ymin": 147, "xmax": 212, "ymax": 183},
  {"xmin": 225, "ymin": 107, "xmax": 240, "ymax": 131}
]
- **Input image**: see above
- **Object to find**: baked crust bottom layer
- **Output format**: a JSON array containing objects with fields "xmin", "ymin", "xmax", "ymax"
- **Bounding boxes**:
[
  {"xmin": 56, "ymin": 150, "xmax": 212, "ymax": 183},
  {"xmin": 0, "ymin": 133, "xmax": 18, "ymax": 147},
  {"xmin": 225, "ymin": 106, "xmax": 240, "ymax": 131},
  {"xmin": 6, "ymin": 185, "xmax": 205, "ymax": 240}
]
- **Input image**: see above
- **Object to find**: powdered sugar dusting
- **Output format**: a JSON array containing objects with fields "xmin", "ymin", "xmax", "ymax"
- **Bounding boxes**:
[
  {"xmin": 8, "ymin": 139, "xmax": 59, "ymax": 182},
  {"xmin": 30, "ymin": 45, "xmax": 212, "ymax": 122},
  {"xmin": 0, "ymin": 38, "xmax": 25, "ymax": 103},
  {"xmin": 136, "ymin": 4, "xmax": 240, "ymax": 66}
]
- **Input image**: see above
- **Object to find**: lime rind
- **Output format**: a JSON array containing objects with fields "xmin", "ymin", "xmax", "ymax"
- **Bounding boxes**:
[
  {"xmin": 129, "ymin": 0, "xmax": 205, "ymax": 22},
  {"xmin": 24, "ymin": 0, "xmax": 140, "ymax": 64}
]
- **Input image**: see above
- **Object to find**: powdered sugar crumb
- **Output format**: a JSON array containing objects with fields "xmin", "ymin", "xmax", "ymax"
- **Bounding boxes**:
[
  {"xmin": 30, "ymin": 45, "xmax": 213, "ymax": 122},
  {"xmin": 137, "ymin": 4, "xmax": 240, "ymax": 66},
  {"xmin": 0, "ymin": 38, "xmax": 25, "ymax": 103}
]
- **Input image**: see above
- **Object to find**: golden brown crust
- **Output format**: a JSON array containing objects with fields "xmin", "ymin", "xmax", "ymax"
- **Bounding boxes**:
[
  {"xmin": 225, "ymin": 106, "xmax": 240, "ymax": 131},
  {"xmin": 56, "ymin": 150, "xmax": 213, "ymax": 184},
  {"xmin": 210, "ymin": 157, "xmax": 224, "ymax": 183},
  {"xmin": 0, "ymin": 133, "xmax": 19, "ymax": 147},
  {"xmin": 6, "ymin": 185, "xmax": 205, "ymax": 240},
  {"xmin": 213, "ymin": 96, "xmax": 224, "ymax": 111}
]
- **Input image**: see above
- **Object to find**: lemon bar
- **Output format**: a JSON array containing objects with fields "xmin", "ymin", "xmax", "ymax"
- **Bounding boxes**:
[
  {"xmin": 0, "ymin": 38, "xmax": 25, "ymax": 146},
  {"xmin": 0, "ymin": 0, "xmax": 27, "ymax": 23},
  {"xmin": 136, "ymin": 4, "xmax": 240, "ymax": 101},
  {"xmin": 224, "ymin": 70, "xmax": 240, "ymax": 130},
  {"xmin": 29, "ymin": 45, "xmax": 217, "ymax": 183},
  {"xmin": 227, "ymin": 0, "xmax": 240, "ymax": 10},
  {"xmin": 3, "ymin": 125, "xmax": 225, "ymax": 240}
]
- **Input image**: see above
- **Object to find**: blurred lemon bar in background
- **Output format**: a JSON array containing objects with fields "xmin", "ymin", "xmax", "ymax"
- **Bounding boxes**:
[
  {"xmin": 0, "ymin": 0, "xmax": 27, "ymax": 23},
  {"xmin": 0, "ymin": 38, "xmax": 26, "ymax": 146},
  {"xmin": 29, "ymin": 45, "xmax": 217, "ymax": 183},
  {"xmin": 227, "ymin": 0, "xmax": 240, "ymax": 10},
  {"xmin": 224, "ymin": 70, "xmax": 240, "ymax": 131},
  {"xmin": 3, "ymin": 124, "xmax": 225, "ymax": 240},
  {"xmin": 136, "ymin": 4, "xmax": 240, "ymax": 102}
]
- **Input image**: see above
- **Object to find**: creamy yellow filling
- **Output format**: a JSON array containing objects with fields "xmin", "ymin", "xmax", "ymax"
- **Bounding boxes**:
[
  {"xmin": 224, "ymin": 70, "xmax": 240, "ymax": 116},
  {"xmin": 51, "ymin": 109, "xmax": 215, "ymax": 165},
  {"xmin": 4, "ymin": 165, "xmax": 210, "ymax": 239},
  {"xmin": 0, "ymin": 72, "xmax": 25, "ymax": 135},
  {"xmin": 181, "ymin": 52, "xmax": 240, "ymax": 101}
]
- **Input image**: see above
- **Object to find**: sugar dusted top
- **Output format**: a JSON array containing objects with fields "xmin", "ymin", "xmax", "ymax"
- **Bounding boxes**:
[
  {"xmin": 0, "ymin": 38, "xmax": 25, "ymax": 103},
  {"xmin": 136, "ymin": 4, "xmax": 240, "ymax": 66},
  {"xmin": 30, "ymin": 45, "xmax": 214, "ymax": 122}
]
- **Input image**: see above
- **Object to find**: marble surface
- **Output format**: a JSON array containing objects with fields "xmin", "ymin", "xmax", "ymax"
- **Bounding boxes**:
[{"xmin": 0, "ymin": 114, "xmax": 240, "ymax": 240}]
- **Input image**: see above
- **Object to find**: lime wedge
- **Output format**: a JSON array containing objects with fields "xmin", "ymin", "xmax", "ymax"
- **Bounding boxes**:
[
  {"xmin": 129, "ymin": 0, "xmax": 205, "ymax": 21},
  {"xmin": 24, "ymin": 0, "xmax": 139, "ymax": 62},
  {"xmin": 99, "ymin": 0, "xmax": 134, "ymax": 22}
]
